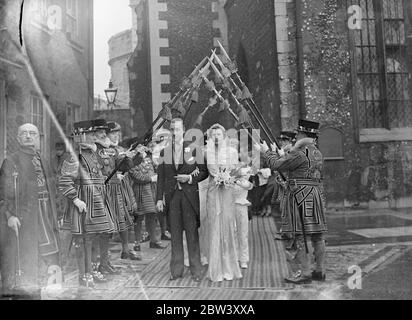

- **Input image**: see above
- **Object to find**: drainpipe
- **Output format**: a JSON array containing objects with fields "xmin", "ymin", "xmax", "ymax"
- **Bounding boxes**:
[{"xmin": 295, "ymin": 0, "xmax": 306, "ymax": 119}]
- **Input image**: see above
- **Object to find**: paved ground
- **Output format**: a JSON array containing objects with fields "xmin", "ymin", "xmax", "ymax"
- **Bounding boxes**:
[
  {"xmin": 4, "ymin": 207, "xmax": 412, "ymax": 300},
  {"xmin": 341, "ymin": 245, "xmax": 412, "ymax": 300}
]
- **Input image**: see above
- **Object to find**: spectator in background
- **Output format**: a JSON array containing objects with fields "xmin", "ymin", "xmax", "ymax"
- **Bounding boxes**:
[
  {"xmin": 52, "ymin": 141, "xmax": 70, "ymax": 177},
  {"xmin": 52, "ymin": 141, "xmax": 70, "ymax": 223}
]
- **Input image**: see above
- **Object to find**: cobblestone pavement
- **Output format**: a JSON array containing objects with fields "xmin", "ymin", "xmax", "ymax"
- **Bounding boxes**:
[
  {"xmin": 43, "ymin": 241, "xmax": 408, "ymax": 300},
  {"xmin": 42, "ymin": 234, "xmax": 412, "ymax": 300},
  {"xmin": 15, "ymin": 208, "xmax": 409, "ymax": 300}
]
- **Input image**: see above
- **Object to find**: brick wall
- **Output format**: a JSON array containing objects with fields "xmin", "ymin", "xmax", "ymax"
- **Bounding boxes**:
[
  {"xmin": 225, "ymin": 0, "xmax": 282, "ymax": 135},
  {"xmin": 274, "ymin": 0, "xmax": 300, "ymax": 131},
  {"xmin": 160, "ymin": 0, "xmax": 235, "ymax": 131},
  {"xmin": 129, "ymin": 0, "xmax": 238, "ymax": 134}
]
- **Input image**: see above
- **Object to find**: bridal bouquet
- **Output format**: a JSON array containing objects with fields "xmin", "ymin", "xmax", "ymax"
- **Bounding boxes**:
[
  {"xmin": 214, "ymin": 167, "xmax": 235, "ymax": 188},
  {"xmin": 213, "ymin": 165, "xmax": 250, "ymax": 188}
]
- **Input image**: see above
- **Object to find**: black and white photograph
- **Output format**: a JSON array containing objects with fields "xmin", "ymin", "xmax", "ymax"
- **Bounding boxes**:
[{"xmin": 0, "ymin": 0, "xmax": 412, "ymax": 302}]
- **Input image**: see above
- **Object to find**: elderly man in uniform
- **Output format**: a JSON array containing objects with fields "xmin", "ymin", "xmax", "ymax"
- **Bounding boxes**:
[
  {"xmin": 256, "ymin": 120, "xmax": 327, "ymax": 284},
  {"xmin": 0, "ymin": 123, "xmax": 60, "ymax": 297}
]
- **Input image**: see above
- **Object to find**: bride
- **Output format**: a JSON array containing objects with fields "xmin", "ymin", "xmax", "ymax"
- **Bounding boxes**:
[{"xmin": 204, "ymin": 124, "xmax": 242, "ymax": 282}]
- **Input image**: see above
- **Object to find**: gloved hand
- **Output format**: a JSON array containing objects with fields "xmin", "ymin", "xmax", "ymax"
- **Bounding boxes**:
[
  {"xmin": 156, "ymin": 200, "xmax": 164, "ymax": 213},
  {"xmin": 73, "ymin": 198, "xmax": 87, "ymax": 214},
  {"xmin": 254, "ymin": 141, "xmax": 269, "ymax": 153},
  {"xmin": 277, "ymin": 148, "xmax": 286, "ymax": 157},
  {"xmin": 191, "ymin": 167, "xmax": 200, "ymax": 177},
  {"xmin": 124, "ymin": 150, "xmax": 136, "ymax": 159},
  {"xmin": 259, "ymin": 168, "xmax": 272, "ymax": 179},
  {"xmin": 151, "ymin": 174, "xmax": 158, "ymax": 183}
]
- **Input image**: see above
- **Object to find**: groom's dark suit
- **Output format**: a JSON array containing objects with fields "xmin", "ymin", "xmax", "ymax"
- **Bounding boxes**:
[{"xmin": 156, "ymin": 139, "xmax": 208, "ymax": 278}]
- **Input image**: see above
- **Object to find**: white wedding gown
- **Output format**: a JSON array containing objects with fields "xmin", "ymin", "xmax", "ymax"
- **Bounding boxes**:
[{"xmin": 204, "ymin": 144, "xmax": 242, "ymax": 282}]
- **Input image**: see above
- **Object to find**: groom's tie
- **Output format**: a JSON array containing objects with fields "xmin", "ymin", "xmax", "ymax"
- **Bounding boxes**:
[
  {"xmin": 174, "ymin": 141, "xmax": 183, "ymax": 190},
  {"xmin": 174, "ymin": 142, "xmax": 182, "ymax": 170}
]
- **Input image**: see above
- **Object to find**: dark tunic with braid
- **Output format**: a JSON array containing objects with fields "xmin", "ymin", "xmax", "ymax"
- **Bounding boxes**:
[
  {"xmin": 59, "ymin": 144, "xmax": 116, "ymax": 235},
  {"xmin": 263, "ymin": 139, "xmax": 327, "ymax": 235},
  {"xmin": 0, "ymin": 147, "xmax": 60, "ymax": 290},
  {"xmin": 129, "ymin": 156, "xmax": 157, "ymax": 216},
  {"xmin": 95, "ymin": 143, "xmax": 134, "ymax": 232}
]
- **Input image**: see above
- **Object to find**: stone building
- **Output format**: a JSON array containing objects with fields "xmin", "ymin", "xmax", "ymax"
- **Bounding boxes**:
[
  {"xmin": 0, "ymin": 0, "xmax": 94, "ymax": 163},
  {"xmin": 128, "ymin": 0, "xmax": 412, "ymax": 209},
  {"xmin": 93, "ymin": 0, "xmax": 139, "ymax": 139},
  {"xmin": 128, "ymin": 0, "xmax": 236, "ymax": 138}
]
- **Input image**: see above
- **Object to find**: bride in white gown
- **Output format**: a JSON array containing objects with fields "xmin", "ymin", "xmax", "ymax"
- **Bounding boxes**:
[{"xmin": 204, "ymin": 124, "xmax": 242, "ymax": 282}]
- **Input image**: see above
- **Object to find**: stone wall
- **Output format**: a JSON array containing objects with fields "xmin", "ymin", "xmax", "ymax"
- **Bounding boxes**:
[
  {"xmin": 129, "ymin": 0, "xmax": 238, "ymax": 133},
  {"xmin": 1, "ymin": 0, "xmax": 94, "ymax": 161},
  {"xmin": 128, "ymin": 0, "xmax": 152, "ymax": 138},
  {"xmin": 301, "ymin": 0, "xmax": 412, "ymax": 208},
  {"xmin": 225, "ymin": 0, "xmax": 282, "ymax": 134},
  {"xmin": 108, "ymin": 30, "xmax": 133, "ymax": 110}
]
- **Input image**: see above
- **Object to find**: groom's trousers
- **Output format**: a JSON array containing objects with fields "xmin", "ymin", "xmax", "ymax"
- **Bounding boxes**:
[{"xmin": 169, "ymin": 190, "xmax": 202, "ymax": 278}]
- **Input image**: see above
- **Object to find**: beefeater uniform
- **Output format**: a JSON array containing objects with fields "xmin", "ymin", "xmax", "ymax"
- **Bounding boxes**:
[
  {"xmin": 263, "ymin": 120, "xmax": 327, "ymax": 284},
  {"xmin": 59, "ymin": 120, "xmax": 116, "ymax": 286},
  {"xmin": 0, "ymin": 146, "xmax": 60, "ymax": 295},
  {"xmin": 60, "ymin": 144, "xmax": 116, "ymax": 235}
]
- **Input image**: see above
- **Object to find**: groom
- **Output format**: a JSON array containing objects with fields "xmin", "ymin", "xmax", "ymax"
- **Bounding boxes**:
[{"xmin": 156, "ymin": 118, "xmax": 208, "ymax": 282}]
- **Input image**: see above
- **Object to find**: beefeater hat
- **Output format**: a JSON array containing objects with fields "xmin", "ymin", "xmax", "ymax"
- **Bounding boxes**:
[
  {"xmin": 278, "ymin": 131, "xmax": 297, "ymax": 141},
  {"xmin": 107, "ymin": 121, "xmax": 121, "ymax": 133},
  {"xmin": 297, "ymin": 119, "xmax": 320, "ymax": 136},
  {"xmin": 73, "ymin": 119, "xmax": 109, "ymax": 135}
]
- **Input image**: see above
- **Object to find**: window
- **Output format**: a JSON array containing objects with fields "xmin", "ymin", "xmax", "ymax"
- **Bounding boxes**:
[
  {"xmin": 66, "ymin": 0, "xmax": 79, "ymax": 42},
  {"xmin": 349, "ymin": 0, "xmax": 412, "ymax": 130},
  {"xmin": 66, "ymin": 103, "xmax": 80, "ymax": 134},
  {"xmin": 30, "ymin": 95, "xmax": 45, "ymax": 152},
  {"xmin": 30, "ymin": 95, "xmax": 44, "ymax": 134}
]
